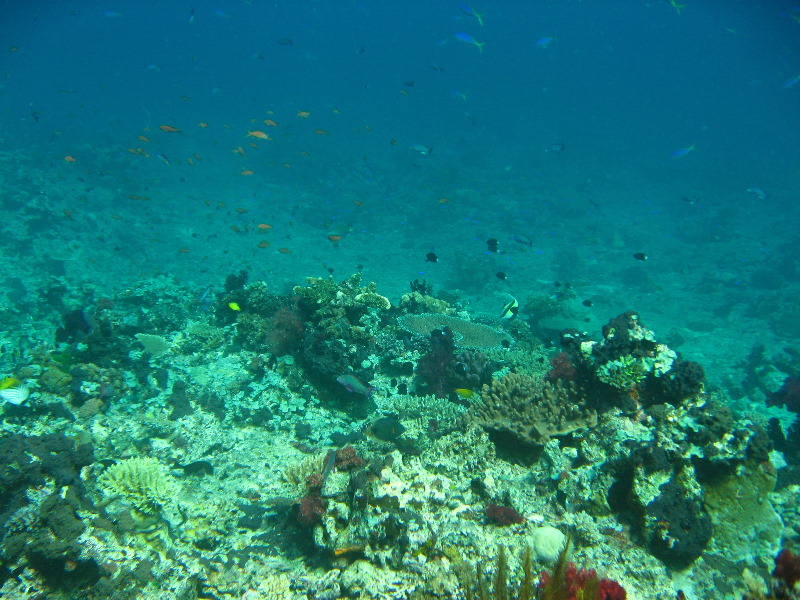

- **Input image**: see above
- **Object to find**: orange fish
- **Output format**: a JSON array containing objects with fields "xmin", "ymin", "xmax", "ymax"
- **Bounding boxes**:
[
  {"xmin": 159, "ymin": 124, "xmax": 180, "ymax": 132},
  {"xmin": 179, "ymin": 248, "xmax": 190, "ymax": 253},
  {"xmin": 137, "ymin": 135, "xmax": 151, "ymax": 142},
  {"xmin": 247, "ymin": 130, "xmax": 270, "ymax": 140},
  {"xmin": 438, "ymin": 198, "xmax": 451, "ymax": 204},
  {"xmin": 314, "ymin": 129, "xmax": 328, "ymax": 135},
  {"xmin": 263, "ymin": 119, "xmax": 278, "ymax": 127},
  {"xmin": 282, "ymin": 162, "xmax": 292, "ymax": 168},
  {"xmin": 399, "ymin": 89, "xmax": 409, "ymax": 96},
  {"xmin": 231, "ymin": 225, "xmax": 242, "ymax": 233},
  {"xmin": 63, "ymin": 155, "xmax": 77, "ymax": 163},
  {"xmin": 63, "ymin": 209, "xmax": 75, "ymax": 220},
  {"xmin": 135, "ymin": 148, "xmax": 149, "ymax": 157},
  {"xmin": 353, "ymin": 200, "xmax": 364, "ymax": 207},
  {"xmin": 126, "ymin": 148, "xmax": 138, "ymax": 154},
  {"xmin": 111, "ymin": 214, "xmax": 122, "ymax": 220},
  {"xmin": 235, "ymin": 207, "xmax": 248, "ymax": 213},
  {"xmin": 278, "ymin": 247, "xmax": 291, "ymax": 254},
  {"xmin": 233, "ymin": 146, "xmax": 246, "ymax": 158},
  {"xmin": 193, "ymin": 153, "xmax": 203, "ymax": 161},
  {"xmin": 256, "ymin": 223, "xmax": 272, "ymax": 231},
  {"xmin": 257, "ymin": 241, "xmax": 270, "ymax": 248},
  {"xmin": 240, "ymin": 169, "xmax": 254, "ymax": 176},
  {"xmin": 333, "ymin": 545, "xmax": 365, "ymax": 557},
  {"xmin": 327, "ymin": 234, "xmax": 342, "ymax": 243},
  {"xmin": 198, "ymin": 122, "xmax": 209, "ymax": 128},
  {"xmin": 187, "ymin": 157, "xmax": 194, "ymax": 165},
  {"xmin": 248, "ymin": 142, "xmax": 259, "ymax": 149},
  {"xmin": 297, "ymin": 111, "xmax": 311, "ymax": 118},
  {"xmin": 9, "ymin": 47, "xmax": 20, "ymax": 53}
]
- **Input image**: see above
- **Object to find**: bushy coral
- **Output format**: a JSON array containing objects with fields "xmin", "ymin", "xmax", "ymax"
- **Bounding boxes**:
[
  {"xmin": 98, "ymin": 456, "xmax": 172, "ymax": 517},
  {"xmin": 470, "ymin": 372, "xmax": 597, "ymax": 448}
]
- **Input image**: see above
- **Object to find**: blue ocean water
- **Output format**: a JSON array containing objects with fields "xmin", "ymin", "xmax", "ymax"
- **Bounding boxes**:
[{"xmin": 2, "ymin": 1, "xmax": 800, "ymax": 598}]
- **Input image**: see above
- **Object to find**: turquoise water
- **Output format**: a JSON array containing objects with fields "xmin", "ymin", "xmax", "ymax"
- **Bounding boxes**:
[{"xmin": 1, "ymin": 2, "xmax": 799, "ymax": 599}]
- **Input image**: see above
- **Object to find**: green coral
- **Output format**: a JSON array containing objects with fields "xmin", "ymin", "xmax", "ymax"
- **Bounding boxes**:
[{"xmin": 596, "ymin": 355, "xmax": 647, "ymax": 389}]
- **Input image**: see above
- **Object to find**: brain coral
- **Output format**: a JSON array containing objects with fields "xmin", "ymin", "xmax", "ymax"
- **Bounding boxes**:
[{"xmin": 398, "ymin": 313, "xmax": 512, "ymax": 349}]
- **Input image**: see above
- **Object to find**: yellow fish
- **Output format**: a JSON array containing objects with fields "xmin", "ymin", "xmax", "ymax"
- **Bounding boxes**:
[
  {"xmin": 454, "ymin": 388, "xmax": 474, "ymax": 400},
  {"xmin": 0, "ymin": 376, "xmax": 20, "ymax": 390},
  {"xmin": 228, "ymin": 302, "xmax": 241, "ymax": 311}
]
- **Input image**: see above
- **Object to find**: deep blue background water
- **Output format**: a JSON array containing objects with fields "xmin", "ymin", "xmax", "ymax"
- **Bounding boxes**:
[{"xmin": 2, "ymin": 0, "xmax": 799, "ymax": 389}]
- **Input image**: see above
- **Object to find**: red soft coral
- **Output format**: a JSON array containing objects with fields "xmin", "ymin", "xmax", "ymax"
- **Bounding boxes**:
[
  {"xmin": 539, "ymin": 562, "xmax": 626, "ymax": 600},
  {"xmin": 774, "ymin": 548, "xmax": 800, "ymax": 590},
  {"xmin": 485, "ymin": 503, "xmax": 525, "ymax": 526}
]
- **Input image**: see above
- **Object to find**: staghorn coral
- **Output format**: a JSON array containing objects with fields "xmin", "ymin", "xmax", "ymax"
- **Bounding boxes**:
[
  {"xmin": 470, "ymin": 373, "xmax": 597, "ymax": 447},
  {"xmin": 98, "ymin": 456, "xmax": 173, "ymax": 516},
  {"xmin": 398, "ymin": 313, "xmax": 512, "ymax": 349}
]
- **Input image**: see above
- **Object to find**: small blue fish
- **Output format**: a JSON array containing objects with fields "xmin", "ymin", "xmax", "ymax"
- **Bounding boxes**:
[
  {"xmin": 197, "ymin": 286, "xmax": 215, "ymax": 311},
  {"xmin": 450, "ymin": 89, "xmax": 468, "ymax": 102},
  {"xmin": 459, "ymin": 4, "xmax": 485, "ymax": 26},
  {"xmin": 336, "ymin": 374, "xmax": 375, "ymax": 398},
  {"xmin": 670, "ymin": 144, "xmax": 695, "ymax": 158},
  {"xmin": 156, "ymin": 153, "xmax": 170, "ymax": 166},
  {"xmin": 746, "ymin": 187, "xmax": 768, "ymax": 200},
  {"xmin": 783, "ymin": 74, "xmax": 800, "ymax": 89},
  {"xmin": 535, "ymin": 36, "xmax": 555, "ymax": 49},
  {"xmin": 455, "ymin": 32, "xmax": 486, "ymax": 53}
]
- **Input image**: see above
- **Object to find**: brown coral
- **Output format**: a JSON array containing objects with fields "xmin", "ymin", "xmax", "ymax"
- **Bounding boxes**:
[{"xmin": 470, "ymin": 373, "xmax": 597, "ymax": 447}]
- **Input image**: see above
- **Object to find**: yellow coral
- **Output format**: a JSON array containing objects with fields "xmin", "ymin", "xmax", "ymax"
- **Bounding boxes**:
[{"xmin": 98, "ymin": 456, "xmax": 173, "ymax": 515}]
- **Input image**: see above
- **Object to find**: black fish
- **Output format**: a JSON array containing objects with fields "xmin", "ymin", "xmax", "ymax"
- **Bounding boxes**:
[
  {"xmin": 426, "ymin": 252, "xmax": 438, "ymax": 263},
  {"xmin": 496, "ymin": 272, "xmax": 506, "ymax": 280},
  {"xmin": 486, "ymin": 238, "xmax": 499, "ymax": 252},
  {"xmin": 512, "ymin": 234, "xmax": 533, "ymax": 247},
  {"xmin": 633, "ymin": 252, "xmax": 647, "ymax": 261},
  {"xmin": 582, "ymin": 299, "xmax": 593, "ymax": 307},
  {"xmin": 370, "ymin": 416, "xmax": 406, "ymax": 441},
  {"xmin": 277, "ymin": 38, "xmax": 293, "ymax": 46},
  {"xmin": 173, "ymin": 460, "xmax": 214, "ymax": 476}
]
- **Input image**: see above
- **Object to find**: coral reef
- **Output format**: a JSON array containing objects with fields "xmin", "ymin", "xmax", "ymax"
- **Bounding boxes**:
[{"xmin": 470, "ymin": 372, "xmax": 597, "ymax": 448}]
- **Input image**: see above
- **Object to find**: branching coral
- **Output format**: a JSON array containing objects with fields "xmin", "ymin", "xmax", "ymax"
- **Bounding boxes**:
[{"xmin": 98, "ymin": 456, "xmax": 173, "ymax": 516}]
